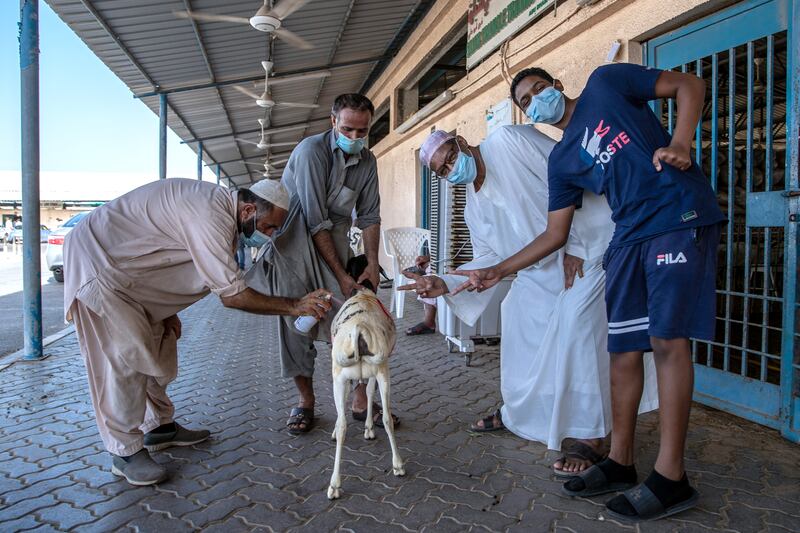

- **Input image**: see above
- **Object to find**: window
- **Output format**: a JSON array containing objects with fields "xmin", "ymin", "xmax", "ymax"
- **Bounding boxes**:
[
  {"xmin": 395, "ymin": 22, "xmax": 467, "ymax": 126},
  {"xmin": 369, "ymin": 104, "xmax": 390, "ymax": 147},
  {"xmin": 417, "ymin": 34, "xmax": 467, "ymax": 110}
]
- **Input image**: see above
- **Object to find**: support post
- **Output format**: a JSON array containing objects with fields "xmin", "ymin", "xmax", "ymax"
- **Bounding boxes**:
[
  {"xmin": 216, "ymin": 163, "xmax": 221, "ymax": 186},
  {"xmin": 159, "ymin": 93, "xmax": 167, "ymax": 179},
  {"xmin": 197, "ymin": 141, "xmax": 203, "ymax": 180},
  {"xmin": 19, "ymin": 0, "xmax": 42, "ymax": 360}
]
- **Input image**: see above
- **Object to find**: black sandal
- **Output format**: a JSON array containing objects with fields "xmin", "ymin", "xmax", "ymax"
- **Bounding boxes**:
[
  {"xmin": 606, "ymin": 482, "xmax": 700, "ymax": 523},
  {"xmin": 561, "ymin": 463, "xmax": 637, "ymax": 497},
  {"xmin": 469, "ymin": 409, "xmax": 504, "ymax": 433},
  {"xmin": 553, "ymin": 441, "xmax": 606, "ymax": 478},
  {"xmin": 287, "ymin": 407, "xmax": 314, "ymax": 435},
  {"xmin": 351, "ymin": 404, "xmax": 400, "ymax": 428},
  {"xmin": 406, "ymin": 322, "xmax": 435, "ymax": 335}
]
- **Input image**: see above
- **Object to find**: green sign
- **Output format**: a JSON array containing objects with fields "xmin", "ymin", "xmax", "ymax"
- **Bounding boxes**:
[{"xmin": 467, "ymin": 0, "xmax": 555, "ymax": 68}]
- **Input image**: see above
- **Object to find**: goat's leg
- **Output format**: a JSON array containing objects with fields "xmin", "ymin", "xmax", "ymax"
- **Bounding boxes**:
[
  {"xmin": 364, "ymin": 377, "xmax": 376, "ymax": 440},
  {"xmin": 328, "ymin": 377, "xmax": 348, "ymax": 499},
  {"xmin": 376, "ymin": 369, "xmax": 404, "ymax": 476}
]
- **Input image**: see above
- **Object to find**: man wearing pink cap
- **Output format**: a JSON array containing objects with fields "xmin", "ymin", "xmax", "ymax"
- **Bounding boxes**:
[{"xmin": 403, "ymin": 126, "xmax": 657, "ymax": 475}]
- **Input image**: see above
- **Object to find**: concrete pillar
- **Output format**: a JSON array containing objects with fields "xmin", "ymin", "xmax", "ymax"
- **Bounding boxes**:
[
  {"xmin": 197, "ymin": 141, "xmax": 203, "ymax": 180},
  {"xmin": 159, "ymin": 93, "xmax": 167, "ymax": 179},
  {"xmin": 19, "ymin": 0, "xmax": 43, "ymax": 360}
]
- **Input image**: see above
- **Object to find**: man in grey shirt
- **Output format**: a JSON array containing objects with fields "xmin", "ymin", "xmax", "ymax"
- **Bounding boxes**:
[{"xmin": 269, "ymin": 93, "xmax": 395, "ymax": 434}]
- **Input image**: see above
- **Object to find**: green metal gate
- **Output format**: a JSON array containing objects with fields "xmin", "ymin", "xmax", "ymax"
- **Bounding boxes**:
[{"xmin": 646, "ymin": 0, "xmax": 800, "ymax": 441}]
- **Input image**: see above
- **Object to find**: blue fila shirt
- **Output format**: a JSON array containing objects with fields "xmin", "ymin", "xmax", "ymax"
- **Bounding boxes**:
[{"xmin": 548, "ymin": 63, "xmax": 726, "ymax": 248}]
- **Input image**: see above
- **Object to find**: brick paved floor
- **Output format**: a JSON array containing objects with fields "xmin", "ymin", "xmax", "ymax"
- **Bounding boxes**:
[{"xmin": 1, "ymin": 294, "xmax": 799, "ymax": 532}]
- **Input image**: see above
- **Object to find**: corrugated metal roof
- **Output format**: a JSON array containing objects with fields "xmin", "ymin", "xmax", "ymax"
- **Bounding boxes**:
[{"xmin": 45, "ymin": 0, "xmax": 431, "ymax": 187}]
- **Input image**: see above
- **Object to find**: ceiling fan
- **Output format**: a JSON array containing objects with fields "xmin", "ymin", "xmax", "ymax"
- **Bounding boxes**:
[
  {"xmin": 234, "ymin": 61, "xmax": 320, "ymax": 109},
  {"xmin": 174, "ymin": 0, "xmax": 314, "ymax": 50},
  {"xmin": 234, "ymin": 138, "xmax": 298, "ymax": 151},
  {"xmin": 245, "ymin": 157, "xmax": 290, "ymax": 172}
]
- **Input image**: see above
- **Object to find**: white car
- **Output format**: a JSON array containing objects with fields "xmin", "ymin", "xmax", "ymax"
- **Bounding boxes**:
[{"xmin": 46, "ymin": 211, "xmax": 91, "ymax": 283}]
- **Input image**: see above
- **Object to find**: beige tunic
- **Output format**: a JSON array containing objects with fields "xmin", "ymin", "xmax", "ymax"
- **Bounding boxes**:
[
  {"xmin": 65, "ymin": 178, "xmax": 245, "ymax": 325},
  {"xmin": 63, "ymin": 179, "xmax": 246, "ymax": 455}
]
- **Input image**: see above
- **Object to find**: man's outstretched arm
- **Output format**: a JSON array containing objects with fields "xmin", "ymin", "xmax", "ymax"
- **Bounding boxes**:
[{"xmin": 452, "ymin": 206, "xmax": 575, "ymax": 294}]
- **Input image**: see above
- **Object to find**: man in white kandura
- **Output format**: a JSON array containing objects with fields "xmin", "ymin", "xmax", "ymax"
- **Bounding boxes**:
[{"xmin": 400, "ymin": 128, "xmax": 658, "ymax": 475}]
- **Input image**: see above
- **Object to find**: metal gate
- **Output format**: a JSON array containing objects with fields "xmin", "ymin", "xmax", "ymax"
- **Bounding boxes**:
[{"xmin": 646, "ymin": 0, "xmax": 799, "ymax": 441}]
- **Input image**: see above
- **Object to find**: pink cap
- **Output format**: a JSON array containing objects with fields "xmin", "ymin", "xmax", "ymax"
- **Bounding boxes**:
[{"xmin": 420, "ymin": 130, "xmax": 455, "ymax": 167}]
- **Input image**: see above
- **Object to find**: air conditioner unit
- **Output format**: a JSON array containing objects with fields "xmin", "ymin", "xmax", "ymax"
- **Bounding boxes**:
[{"xmin": 427, "ymin": 175, "xmax": 512, "ymax": 365}]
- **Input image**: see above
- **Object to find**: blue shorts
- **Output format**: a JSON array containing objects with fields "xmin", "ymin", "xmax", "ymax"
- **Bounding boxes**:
[{"xmin": 603, "ymin": 224, "xmax": 721, "ymax": 353}]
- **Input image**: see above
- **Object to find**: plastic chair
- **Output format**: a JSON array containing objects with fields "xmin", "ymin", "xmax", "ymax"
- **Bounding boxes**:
[{"xmin": 383, "ymin": 227, "xmax": 431, "ymax": 318}]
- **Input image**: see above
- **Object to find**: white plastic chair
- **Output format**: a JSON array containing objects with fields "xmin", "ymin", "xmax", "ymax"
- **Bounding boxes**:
[{"xmin": 383, "ymin": 227, "xmax": 431, "ymax": 318}]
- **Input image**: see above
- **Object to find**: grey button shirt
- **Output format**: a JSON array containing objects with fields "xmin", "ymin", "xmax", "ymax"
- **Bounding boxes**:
[{"xmin": 281, "ymin": 129, "xmax": 381, "ymax": 235}]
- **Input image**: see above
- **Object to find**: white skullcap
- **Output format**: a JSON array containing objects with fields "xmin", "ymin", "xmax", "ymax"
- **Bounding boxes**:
[
  {"xmin": 420, "ymin": 130, "xmax": 455, "ymax": 167},
  {"xmin": 249, "ymin": 179, "xmax": 289, "ymax": 211}
]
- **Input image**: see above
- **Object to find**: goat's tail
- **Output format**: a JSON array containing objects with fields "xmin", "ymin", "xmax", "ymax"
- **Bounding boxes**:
[{"xmin": 332, "ymin": 323, "xmax": 362, "ymax": 368}]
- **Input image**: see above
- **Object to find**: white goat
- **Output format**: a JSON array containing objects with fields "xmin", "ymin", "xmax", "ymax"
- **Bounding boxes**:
[{"xmin": 327, "ymin": 289, "xmax": 404, "ymax": 500}]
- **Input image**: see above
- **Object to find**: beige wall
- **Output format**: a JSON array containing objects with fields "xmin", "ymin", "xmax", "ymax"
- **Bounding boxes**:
[
  {"xmin": 368, "ymin": 0, "xmax": 734, "ymax": 273},
  {"xmin": 1, "ymin": 208, "xmax": 91, "ymax": 232}
]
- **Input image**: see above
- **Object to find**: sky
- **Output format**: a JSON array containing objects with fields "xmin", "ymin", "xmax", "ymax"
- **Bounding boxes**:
[{"xmin": 0, "ymin": 1, "xmax": 217, "ymax": 188}]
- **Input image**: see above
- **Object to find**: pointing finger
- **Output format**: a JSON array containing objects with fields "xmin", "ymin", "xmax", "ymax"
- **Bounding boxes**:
[
  {"xmin": 397, "ymin": 283, "xmax": 418, "ymax": 291},
  {"xmin": 450, "ymin": 280, "xmax": 473, "ymax": 296}
]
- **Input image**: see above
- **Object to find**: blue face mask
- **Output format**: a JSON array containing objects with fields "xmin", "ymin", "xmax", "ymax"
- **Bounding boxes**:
[
  {"xmin": 446, "ymin": 144, "xmax": 478, "ymax": 185},
  {"xmin": 525, "ymin": 86, "xmax": 566, "ymax": 125},
  {"xmin": 241, "ymin": 212, "xmax": 269, "ymax": 248},
  {"xmin": 335, "ymin": 128, "xmax": 366, "ymax": 155}
]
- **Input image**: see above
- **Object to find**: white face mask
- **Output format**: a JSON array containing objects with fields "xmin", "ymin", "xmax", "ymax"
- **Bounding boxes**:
[{"xmin": 525, "ymin": 86, "xmax": 566, "ymax": 124}]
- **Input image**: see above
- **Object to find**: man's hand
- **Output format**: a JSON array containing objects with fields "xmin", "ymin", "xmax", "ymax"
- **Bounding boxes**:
[
  {"xmin": 563, "ymin": 254, "xmax": 584, "ymax": 289},
  {"xmin": 293, "ymin": 289, "xmax": 333, "ymax": 319},
  {"xmin": 356, "ymin": 261, "xmax": 380, "ymax": 292},
  {"xmin": 163, "ymin": 315, "xmax": 182, "ymax": 340},
  {"xmin": 415, "ymin": 255, "xmax": 431, "ymax": 269},
  {"xmin": 337, "ymin": 274, "xmax": 360, "ymax": 298},
  {"xmin": 450, "ymin": 266, "xmax": 503, "ymax": 295},
  {"xmin": 653, "ymin": 143, "xmax": 692, "ymax": 171},
  {"xmin": 397, "ymin": 271, "xmax": 448, "ymax": 299}
]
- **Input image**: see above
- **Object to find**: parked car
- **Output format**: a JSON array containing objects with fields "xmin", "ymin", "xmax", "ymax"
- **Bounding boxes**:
[
  {"xmin": 10, "ymin": 223, "xmax": 50, "ymax": 244},
  {"xmin": 46, "ymin": 212, "xmax": 90, "ymax": 283}
]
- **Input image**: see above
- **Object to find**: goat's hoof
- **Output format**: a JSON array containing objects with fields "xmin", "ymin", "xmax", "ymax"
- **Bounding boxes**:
[
  {"xmin": 393, "ymin": 466, "xmax": 405, "ymax": 477},
  {"xmin": 364, "ymin": 428, "xmax": 375, "ymax": 440},
  {"xmin": 327, "ymin": 486, "xmax": 341, "ymax": 500}
]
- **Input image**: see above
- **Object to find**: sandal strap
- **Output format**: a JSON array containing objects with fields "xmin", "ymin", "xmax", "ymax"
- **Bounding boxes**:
[
  {"xmin": 287, "ymin": 407, "xmax": 313, "ymax": 426},
  {"xmin": 575, "ymin": 464, "xmax": 610, "ymax": 490},
  {"xmin": 621, "ymin": 483, "xmax": 665, "ymax": 519},
  {"xmin": 565, "ymin": 441, "xmax": 604, "ymax": 463}
]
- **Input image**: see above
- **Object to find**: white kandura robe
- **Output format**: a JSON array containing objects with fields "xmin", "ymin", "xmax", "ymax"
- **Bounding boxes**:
[{"xmin": 439, "ymin": 125, "xmax": 658, "ymax": 450}]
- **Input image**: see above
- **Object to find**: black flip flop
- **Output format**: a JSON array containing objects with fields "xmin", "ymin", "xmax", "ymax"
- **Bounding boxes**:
[
  {"xmin": 561, "ymin": 464, "xmax": 637, "ymax": 497},
  {"xmin": 606, "ymin": 483, "xmax": 700, "ymax": 523},
  {"xmin": 406, "ymin": 323, "xmax": 436, "ymax": 335},
  {"xmin": 287, "ymin": 407, "xmax": 314, "ymax": 435},
  {"xmin": 352, "ymin": 404, "xmax": 400, "ymax": 428},
  {"xmin": 553, "ymin": 441, "xmax": 606, "ymax": 478},
  {"xmin": 469, "ymin": 409, "xmax": 504, "ymax": 433}
]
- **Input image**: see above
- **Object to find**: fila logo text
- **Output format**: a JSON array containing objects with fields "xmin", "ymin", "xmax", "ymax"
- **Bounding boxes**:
[{"xmin": 656, "ymin": 252, "xmax": 687, "ymax": 265}]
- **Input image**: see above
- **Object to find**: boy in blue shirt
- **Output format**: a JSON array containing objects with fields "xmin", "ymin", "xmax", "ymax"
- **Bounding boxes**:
[{"xmin": 452, "ymin": 63, "xmax": 725, "ymax": 522}]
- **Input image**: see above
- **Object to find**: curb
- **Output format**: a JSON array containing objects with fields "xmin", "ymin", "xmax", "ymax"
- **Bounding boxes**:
[{"xmin": 0, "ymin": 325, "xmax": 76, "ymax": 370}]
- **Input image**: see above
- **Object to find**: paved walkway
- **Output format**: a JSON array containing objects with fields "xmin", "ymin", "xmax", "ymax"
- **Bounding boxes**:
[{"xmin": 1, "ymin": 294, "xmax": 799, "ymax": 532}]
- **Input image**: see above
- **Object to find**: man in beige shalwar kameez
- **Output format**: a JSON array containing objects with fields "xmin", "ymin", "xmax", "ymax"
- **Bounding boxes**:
[{"xmin": 64, "ymin": 178, "xmax": 331, "ymax": 486}]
